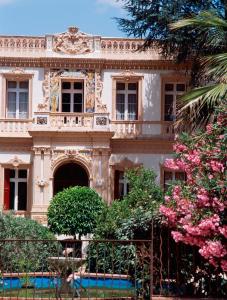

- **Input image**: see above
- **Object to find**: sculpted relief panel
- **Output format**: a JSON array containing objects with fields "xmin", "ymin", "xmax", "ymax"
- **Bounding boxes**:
[{"xmin": 53, "ymin": 27, "xmax": 93, "ymax": 55}]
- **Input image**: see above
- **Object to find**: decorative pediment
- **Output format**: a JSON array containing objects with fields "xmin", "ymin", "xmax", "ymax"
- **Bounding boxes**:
[
  {"xmin": 53, "ymin": 27, "xmax": 93, "ymax": 55},
  {"xmin": 5, "ymin": 156, "xmax": 28, "ymax": 167},
  {"xmin": 113, "ymin": 70, "xmax": 144, "ymax": 81}
]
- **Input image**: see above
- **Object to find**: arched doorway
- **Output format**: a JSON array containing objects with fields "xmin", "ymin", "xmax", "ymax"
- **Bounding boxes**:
[{"xmin": 54, "ymin": 162, "xmax": 89, "ymax": 195}]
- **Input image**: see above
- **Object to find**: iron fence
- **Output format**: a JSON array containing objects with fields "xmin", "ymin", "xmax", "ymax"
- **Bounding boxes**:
[{"xmin": 0, "ymin": 237, "xmax": 226, "ymax": 299}]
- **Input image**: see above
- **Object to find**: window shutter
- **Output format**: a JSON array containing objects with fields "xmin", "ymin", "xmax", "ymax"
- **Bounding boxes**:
[
  {"xmin": 4, "ymin": 169, "xmax": 10, "ymax": 210},
  {"xmin": 114, "ymin": 170, "xmax": 120, "ymax": 199}
]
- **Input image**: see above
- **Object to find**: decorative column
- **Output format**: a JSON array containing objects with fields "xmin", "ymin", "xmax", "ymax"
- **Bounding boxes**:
[
  {"xmin": 31, "ymin": 147, "xmax": 51, "ymax": 224},
  {"xmin": 92, "ymin": 148, "xmax": 111, "ymax": 203}
]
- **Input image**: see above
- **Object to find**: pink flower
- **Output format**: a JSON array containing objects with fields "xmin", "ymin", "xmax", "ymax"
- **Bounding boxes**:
[
  {"xmin": 164, "ymin": 159, "xmax": 179, "ymax": 170},
  {"xmin": 221, "ymin": 259, "xmax": 227, "ymax": 272},
  {"xmin": 199, "ymin": 241, "xmax": 226, "ymax": 259},
  {"xmin": 210, "ymin": 160, "xmax": 224, "ymax": 172},
  {"xmin": 159, "ymin": 205, "xmax": 177, "ymax": 224},
  {"xmin": 173, "ymin": 143, "xmax": 187, "ymax": 153},
  {"xmin": 171, "ymin": 231, "xmax": 183, "ymax": 242},
  {"xmin": 206, "ymin": 124, "xmax": 213, "ymax": 134},
  {"xmin": 219, "ymin": 226, "xmax": 227, "ymax": 238}
]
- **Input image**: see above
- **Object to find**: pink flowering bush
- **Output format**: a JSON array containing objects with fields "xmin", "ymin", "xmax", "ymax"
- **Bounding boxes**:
[{"xmin": 160, "ymin": 105, "xmax": 227, "ymax": 271}]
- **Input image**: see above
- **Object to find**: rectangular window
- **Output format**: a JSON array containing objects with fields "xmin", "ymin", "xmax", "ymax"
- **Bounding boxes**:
[
  {"xmin": 62, "ymin": 81, "xmax": 84, "ymax": 113},
  {"xmin": 116, "ymin": 82, "xmax": 138, "ymax": 120},
  {"xmin": 4, "ymin": 169, "xmax": 27, "ymax": 211},
  {"xmin": 114, "ymin": 170, "xmax": 129, "ymax": 199},
  {"xmin": 164, "ymin": 170, "xmax": 186, "ymax": 191},
  {"xmin": 7, "ymin": 80, "xmax": 29, "ymax": 119},
  {"xmin": 164, "ymin": 83, "xmax": 186, "ymax": 121}
]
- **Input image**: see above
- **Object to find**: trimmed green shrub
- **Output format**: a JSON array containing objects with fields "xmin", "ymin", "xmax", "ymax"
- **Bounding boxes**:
[
  {"xmin": 0, "ymin": 213, "xmax": 59, "ymax": 272},
  {"xmin": 47, "ymin": 186, "xmax": 105, "ymax": 237}
]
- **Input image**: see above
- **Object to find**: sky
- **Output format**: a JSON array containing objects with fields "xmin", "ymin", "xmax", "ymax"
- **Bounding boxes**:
[{"xmin": 0, "ymin": 0, "xmax": 127, "ymax": 37}]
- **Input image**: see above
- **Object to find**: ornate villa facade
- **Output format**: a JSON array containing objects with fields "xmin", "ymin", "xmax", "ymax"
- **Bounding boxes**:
[{"xmin": 0, "ymin": 27, "xmax": 189, "ymax": 224}]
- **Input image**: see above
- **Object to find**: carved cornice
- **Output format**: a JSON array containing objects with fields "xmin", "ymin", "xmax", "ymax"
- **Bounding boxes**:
[{"xmin": 0, "ymin": 57, "xmax": 191, "ymax": 70}]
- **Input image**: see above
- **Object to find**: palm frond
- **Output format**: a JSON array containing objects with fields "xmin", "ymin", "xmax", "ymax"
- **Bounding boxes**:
[
  {"xmin": 202, "ymin": 53, "xmax": 227, "ymax": 79},
  {"xmin": 170, "ymin": 11, "xmax": 227, "ymax": 31},
  {"xmin": 175, "ymin": 83, "xmax": 227, "ymax": 131}
]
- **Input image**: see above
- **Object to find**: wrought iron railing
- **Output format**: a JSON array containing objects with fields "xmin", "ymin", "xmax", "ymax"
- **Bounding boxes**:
[{"xmin": 0, "ymin": 238, "xmax": 225, "ymax": 299}]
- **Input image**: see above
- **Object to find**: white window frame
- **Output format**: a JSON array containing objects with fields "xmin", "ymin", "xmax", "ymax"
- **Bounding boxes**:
[
  {"xmin": 61, "ymin": 80, "xmax": 84, "ymax": 113},
  {"xmin": 9, "ymin": 169, "xmax": 27, "ymax": 211},
  {"xmin": 119, "ymin": 171, "xmax": 129, "ymax": 197},
  {"xmin": 7, "ymin": 80, "xmax": 29, "ymax": 119},
  {"xmin": 116, "ymin": 81, "xmax": 138, "ymax": 120},
  {"xmin": 164, "ymin": 82, "xmax": 186, "ymax": 121}
]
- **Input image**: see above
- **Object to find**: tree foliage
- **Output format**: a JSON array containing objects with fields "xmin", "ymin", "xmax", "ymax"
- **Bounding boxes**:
[
  {"xmin": 160, "ymin": 104, "xmax": 227, "ymax": 271},
  {"xmin": 117, "ymin": 0, "xmax": 227, "ymax": 61},
  {"xmin": 95, "ymin": 167, "xmax": 163, "ymax": 240},
  {"xmin": 0, "ymin": 214, "xmax": 59, "ymax": 272},
  {"xmin": 47, "ymin": 186, "xmax": 105, "ymax": 237},
  {"xmin": 118, "ymin": 1, "xmax": 227, "ymax": 130}
]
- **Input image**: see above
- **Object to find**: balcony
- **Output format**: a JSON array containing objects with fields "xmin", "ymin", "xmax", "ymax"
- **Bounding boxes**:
[
  {"xmin": 0, "ymin": 115, "xmax": 174, "ymax": 139},
  {"xmin": 32, "ymin": 112, "xmax": 110, "ymax": 133},
  {"xmin": 111, "ymin": 121, "xmax": 174, "ymax": 139},
  {"xmin": 0, "ymin": 118, "xmax": 32, "ymax": 137}
]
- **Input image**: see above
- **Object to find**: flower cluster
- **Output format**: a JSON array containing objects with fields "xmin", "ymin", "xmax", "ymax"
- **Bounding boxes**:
[{"xmin": 160, "ymin": 106, "xmax": 227, "ymax": 271}]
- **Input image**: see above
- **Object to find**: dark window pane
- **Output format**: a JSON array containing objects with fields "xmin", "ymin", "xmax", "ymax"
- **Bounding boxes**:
[
  {"xmin": 74, "ymin": 93, "xmax": 83, "ymax": 103},
  {"xmin": 9, "ymin": 182, "xmax": 15, "ymax": 210},
  {"xmin": 175, "ymin": 172, "xmax": 186, "ymax": 181},
  {"xmin": 19, "ymin": 81, "xmax": 29, "ymax": 89},
  {"xmin": 19, "ymin": 170, "xmax": 27, "ymax": 178},
  {"xmin": 62, "ymin": 104, "xmax": 70, "ymax": 112},
  {"xmin": 18, "ymin": 182, "xmax": 27, "ymax": 210},
  {"xmin": 74, "ymin": 82, "xmax": 83, "ymax": 89},
  {"xmin": 165, "ymin": 83, "xmax": 174, "ymax": 91},
  {"xmin": 176, "ymin": 84, "xmax": 186, "ymax": 92},
  {"xmin": 8, "ymin": 81, "xmax": 16, "ymax": 89},
  {"xmin": 62, "ymin": 93, "xmax": 70, "ymax": 104},
  {"xmin": 164, "ymin": 171, "xmax": 173, "ymax": 191},
  {"xmin": 164, "ymin": 95, "xmax": 174, "ymax": 121},
  {"xmin": 62, "ymin": 82, "xmax": 71, "ymax": 89},
  {"xmin": 74, "ymin": 104, "xmax": 83, "ymax": 112},
  {"xmin": 73, "ymin": 93, "xmax": 83, "ymax": 112},
  {"xmin": 128, "ymin": 83, "xmax": 137, "ymax": 90},
  {"xmin": 165, "ymin": 94, "xmax": 174, "ymax": 104},
  {"xmin": 10, "ymin": 169, "xmax": 15, "ymax": 178},
  {"xmin": 116, "ymin": 94, "xmax": 125, "ymax": 120},
  {"xmin": 116, "ymin": 82, "xmax": 125, "ymax": 90},
  {"xmin": 128, "ymin": 94, "xmax": 138, "ymax": 120}
]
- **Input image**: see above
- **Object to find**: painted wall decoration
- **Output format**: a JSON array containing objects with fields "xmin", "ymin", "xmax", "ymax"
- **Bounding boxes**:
[
  {"xmin": 86, "ymin": 72, "xmax": 95, "ymax": 112},
  {"xmin": 40, "ymin": 69, "xmax": 104, "ymax": 113}
]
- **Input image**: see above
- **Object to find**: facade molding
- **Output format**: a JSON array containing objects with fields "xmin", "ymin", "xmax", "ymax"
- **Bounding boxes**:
[{"xmin": 0, "ymin": 57, "xmax": 191, "ymax": 70}]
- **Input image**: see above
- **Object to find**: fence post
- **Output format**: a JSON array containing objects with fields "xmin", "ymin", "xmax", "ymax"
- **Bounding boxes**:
[{"xmin": 150, "ymin": 219, "xmax": 154, "ymax": 300}]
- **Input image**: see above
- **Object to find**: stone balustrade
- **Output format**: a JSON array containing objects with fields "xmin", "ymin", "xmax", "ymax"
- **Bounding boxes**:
[
  {"xmin": 111, "ymin": 121, "xmax": 174, "ymax": 138},
  {"xmin": 0, "ymin": 119, "xmax": 32, "ymax": 135},
  {"xmin": 0, "ymin": 36, "xmax": 45, "ymax": 50},
  {"xmin": 49, "ymin": 113, "xmax": 93, "ymax": 129},
  {"xmin": 0, "ymin": 35, "xmax": 155, "ymax": 55},
  {"xmin": 0, "ymin": 116, "xmax": 174, "ymax": 138}
]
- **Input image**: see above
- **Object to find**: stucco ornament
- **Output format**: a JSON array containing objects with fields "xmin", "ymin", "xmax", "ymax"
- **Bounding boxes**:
[{"xmin": 53, "ymin": 27, "xmax": 93, "ymax": 55}]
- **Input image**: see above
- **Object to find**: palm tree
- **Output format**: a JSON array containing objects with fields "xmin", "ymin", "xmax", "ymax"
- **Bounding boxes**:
[{"xmin": 170, "ymin": 11, "xmax": 227, "ymax": 131}]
